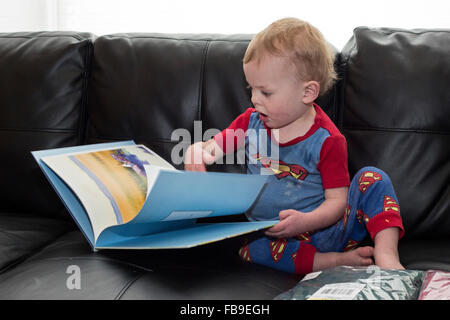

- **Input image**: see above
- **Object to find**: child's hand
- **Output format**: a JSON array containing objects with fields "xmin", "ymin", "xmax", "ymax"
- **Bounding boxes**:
[
  {"xmin": 264, "ymin": 209, "xmax": 309, "ymax": 238},
  {"xmin": 184, "ymin": 141, "xmax": 215, "ymax": 172}
]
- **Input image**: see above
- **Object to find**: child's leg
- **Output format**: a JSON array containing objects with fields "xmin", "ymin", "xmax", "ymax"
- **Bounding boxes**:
[
  {"xmin": 238, "ymin": 237, "xmax": 316, "ymax": 274},
  {"xmin": 239, "ymin": 236, "xmax": 374, "ymax": 274},
  {"xmin": 373, "ymin": 227, "xmax": 404, "ymax": 269},
  {"xmin": 238, "ymin": 166, "xmax": 405, "ymax": 274},
  {"xmin": 312, "ymin": 247, "xmax": 374, "ymax": 271},
  {"xmin": 349, "ymin": 166, "xmax": 405, "ymax": 269}
]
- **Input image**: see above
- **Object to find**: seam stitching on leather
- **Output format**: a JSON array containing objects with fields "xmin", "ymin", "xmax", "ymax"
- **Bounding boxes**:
[
  {"xmin": 197, "ymin": 40, "xmax": 210, "ymax": 122},
  {"xmin": 115, "ymin": 272, "xmax": 146, "ymax": 300},
  {"xmin": 343, "ymin": 127, "xmax": 450, "ymax": 135}
]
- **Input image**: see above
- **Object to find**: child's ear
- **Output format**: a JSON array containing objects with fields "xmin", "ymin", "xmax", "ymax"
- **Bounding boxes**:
[{"xmin": 302, "ymin": 81, "xmax": 320, "ymax": 104}]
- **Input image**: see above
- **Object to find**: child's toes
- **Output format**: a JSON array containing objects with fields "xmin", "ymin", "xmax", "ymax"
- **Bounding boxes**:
[{"xmin": 357, "ymin": 246, "xmax": 374, "ymax": 258}]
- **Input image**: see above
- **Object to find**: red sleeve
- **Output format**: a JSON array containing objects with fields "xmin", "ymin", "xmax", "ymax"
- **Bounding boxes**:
[
  {"xmin": 213, "ymin": 108, "xmax": 254, "ymax": 153},
  {"xmin": 317, "ymin": 135, "xmax": 350, "ymax": 189}
]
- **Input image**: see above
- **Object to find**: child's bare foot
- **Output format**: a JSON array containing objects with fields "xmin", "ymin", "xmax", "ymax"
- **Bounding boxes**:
[
  {"xmin": 373, "ymin": 227, "xmax": 405, "ymax": 270},
  {"xmin": 312, "ymin": 246, "xmax": 374, "ymax": 271},
  {"xmin": 374, "ymin": 249, "xmax": 405, "ymax": 270},
  {"xmin": 375, "ymin": 254, "xmax": 405, "ymax": 270}
]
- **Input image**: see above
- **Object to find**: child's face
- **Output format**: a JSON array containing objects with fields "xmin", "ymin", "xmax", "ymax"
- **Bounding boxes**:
[{"xmin": 243, "ymin": 54, "xmax": 312, "ymax": 130}]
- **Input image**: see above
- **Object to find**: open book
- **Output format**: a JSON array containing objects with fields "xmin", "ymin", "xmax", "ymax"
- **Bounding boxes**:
[{"xmin": 32, "ymin": 141, "xmax": 276, "ymax": 250}]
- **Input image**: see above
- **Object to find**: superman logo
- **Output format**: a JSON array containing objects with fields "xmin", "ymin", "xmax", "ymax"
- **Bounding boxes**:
[
  {"xmin": 297, "ymin": 232, "xmax": 312, "ymax": 242},
  {"xmin": 358, "ymin": 171, "xmax": 382, "ymax": 193},
  {"xmin": 344, "ymin": 240, "xmax": 359, "ymax": 252},
  {"xmin": 252, "ymin": 154, "xmax": 309, "ymax": 181},
  {"xmin": 239, "ymin": 245, "xmax": 252, "ymax": 262},
  {"xmin": 383, "ymin": 196, "xmax": 400, "ymax": 214},
  {"xmin": 291, "ymin": 252, "xmax": 297, "ymax": 264},
  {"xmin": 270, "ymin": 239, "xmax": 287, "ymax": 262},
  {"xmin": 342, "ymin": 204, "xmax": 351, "ymax": 230},
  {"xmin": 356, "ymin": 209, "xmax": 370, "ymax": 225},
  {"xmin": 341, "ymin": 205, "xmax": 352, "ymax": 240}
]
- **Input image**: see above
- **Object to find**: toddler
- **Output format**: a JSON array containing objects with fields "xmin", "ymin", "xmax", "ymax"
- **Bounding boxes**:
[{"xmin": 185, "ymin": 17, "xmax": 404, "ymax": 274}]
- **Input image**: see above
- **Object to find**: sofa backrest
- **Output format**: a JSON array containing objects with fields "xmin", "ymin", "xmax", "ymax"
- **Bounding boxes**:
[
  {"xmin": 340, "ymin": 27, "xmax": 450, "ymax": 239},
  {"xmin": 0, "ymin": 32, "xmax": 93, "ymax": 219},
  {"xmin": 85, "ymin": 33, "xmax": 338, "ymax": 173},
  {"xmin": 0, "ymin": 29, "xmax": 448, "ymax": 240}
]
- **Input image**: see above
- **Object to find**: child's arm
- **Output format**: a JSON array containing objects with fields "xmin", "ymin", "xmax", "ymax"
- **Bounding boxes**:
[
  {"xmin": 185, "ymin": 108, "xmax": 252, "ymax": 171},
  {"xmin": 265, "ymin": 186, "xmax": 348, "ymax": 238},
  {"xmin": 184, "ymin": 139, "xmax": 224, "ymax": 171}
]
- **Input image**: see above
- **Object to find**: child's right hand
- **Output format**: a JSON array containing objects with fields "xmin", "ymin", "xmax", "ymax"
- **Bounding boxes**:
[{"xmin": 184, "ymin": 141, "xmax": 216, "ymax": 172}]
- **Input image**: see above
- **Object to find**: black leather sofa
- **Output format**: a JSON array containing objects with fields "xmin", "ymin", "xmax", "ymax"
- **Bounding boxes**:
[{"xmin": 0, "ymin": 27, "xmax": 448, "ymax": 300}]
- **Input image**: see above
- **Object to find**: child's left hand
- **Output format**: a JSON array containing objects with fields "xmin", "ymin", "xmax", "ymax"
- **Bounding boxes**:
[{"xmin": 264, "ymin": 209, "xmax": 309, "ymax": 238}]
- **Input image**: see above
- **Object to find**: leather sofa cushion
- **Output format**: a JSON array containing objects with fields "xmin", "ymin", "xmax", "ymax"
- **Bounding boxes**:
[
  {"xmin": 87, "ymin": 34, "xmax": 211, "ymax": 168},
  {"xmin": 87, "ymin": 33, "xmax": 340, "ymax": 172},
  {"xmin": 340, "ymin": 28, "xmax": 450, "ymax": 239},
  {"xmin": 0, "ymin": 231, "xmax": 146, "ymax": 299},
  {"xmin": 0, "ymin": 231, "xmax": 300, "ymax": 299},
  {"xmin": 0, "ymin": 213, "xmax": 71, "ymax": 274},
  {"xmin": 0, "ymin": 32, "xmax": 93, "ymax": 219},
  {"xmin": 399, "ymin": 239, "xmax": 450, "ymax": 272}
]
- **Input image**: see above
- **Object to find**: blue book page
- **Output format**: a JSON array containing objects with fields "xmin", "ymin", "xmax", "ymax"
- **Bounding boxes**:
[
  {"xmin": 95, "ymin": 220, "xmax": 277, "ymax": 249},
  {"xmin": 95, "ymin": 168, "xmax": 270, "ymax": 248},
  {"xmin": 130, "ymin": 169, "xmax": 268, "ymax": 224},
  {"xmin": 31, "ymin": 141, "xmax": 136, "ymax": 248}
]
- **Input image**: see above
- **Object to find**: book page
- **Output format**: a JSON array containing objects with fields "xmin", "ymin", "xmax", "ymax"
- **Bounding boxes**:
[
  {"xmin": 129, "ymin": 170, "xmax": 269, "ymax": 224},
  {"xmin": 42, "ymin": 144, "xmax": 175, "ymax": 241}
]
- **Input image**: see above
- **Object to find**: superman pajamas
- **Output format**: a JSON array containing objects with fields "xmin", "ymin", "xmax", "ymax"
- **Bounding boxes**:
[{"xmin": 238, "ymin": 166, "xmax": 405, "ymax": 274}]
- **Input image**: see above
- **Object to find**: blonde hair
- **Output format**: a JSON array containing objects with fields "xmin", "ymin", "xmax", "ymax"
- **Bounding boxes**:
[{"xmin": 243, "ymin": 17, "xmax": 337, "ymax": 95}]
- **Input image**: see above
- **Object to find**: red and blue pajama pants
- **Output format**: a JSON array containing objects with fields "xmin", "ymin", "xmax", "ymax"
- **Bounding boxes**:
[{"xmin": 238, "ymin": 167, "xmax": 405, "ymax": 274}]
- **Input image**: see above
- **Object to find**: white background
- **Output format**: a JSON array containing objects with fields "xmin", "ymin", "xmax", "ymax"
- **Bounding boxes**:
[{"xmin": 0, "ymin": 0, "xmax": 449, "ymax": 49}]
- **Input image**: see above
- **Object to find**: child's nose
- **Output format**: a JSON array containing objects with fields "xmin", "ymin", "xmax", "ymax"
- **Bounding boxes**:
[{"xmin": 251, "ymin": 93, "xmax": 260, "ymax": 106}]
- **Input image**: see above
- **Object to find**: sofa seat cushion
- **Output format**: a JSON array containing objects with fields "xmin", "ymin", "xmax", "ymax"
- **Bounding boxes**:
[
  {"xmin": 0, "ymin": 230, "xmax": 301, "ymax": 299},
  {"xmin": 0, "ymin": 231, "xmax": 151, "ymax": 299},
  {"xmin": 399, "ymin": 239, "xmax": 450, "ymax": 272},
  {"xmin": 117, "ymin": 264, "xmax": 299, "ymax": 300},
  {"xmin": 0, "ymin": 213, "xmax": 72, "ymax": 273},
  {"xmin": 104, "ymin": 235, "xmax": 302, "ymax": 299}
]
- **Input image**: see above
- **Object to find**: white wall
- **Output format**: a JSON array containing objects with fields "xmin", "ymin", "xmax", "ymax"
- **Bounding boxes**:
[
  {"xmin": 0, "ymin": 0, "xmax": 449, "ymax": 50},
  {"xmin": 0, "ymin": 0, "xmax": 48, "ymax": 30}
]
